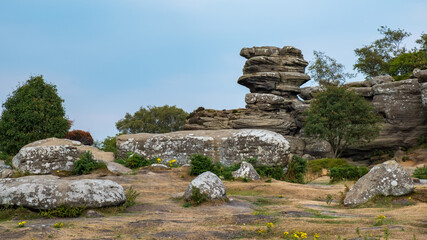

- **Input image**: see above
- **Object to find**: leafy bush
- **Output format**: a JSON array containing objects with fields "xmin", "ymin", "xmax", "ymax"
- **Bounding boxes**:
[
  {"xmin": 412, "ymin": 166, "xmax": 427, "ymax": 179},
  {"xmin": 115, "ymin": 152, "xmax": 155, "ymax": 169},
  {"xmin": 255, "ymin": 165, "xmax": 285, "ymax": 181},
  {"xmin": 329, "ymin": 166, "xmax": 369, "ymax": 183},
  {"xmin": 307, "ymin": 158, "xmax": 351, "ymax": 174},
  {"xmin": 186, "ymin": 187, "xmax": 208, "ymax": 206},
  {"xmin": 190, "ymin": 154, "xmax": 215, "ymax": 176},
  {"xmin": 0, "ymin": 151, "xmax": 12, "ymax": 166},
  {"xmin": 285, "ymin": 155, "xmax": 307, "ymax": 184},
  {"xmin": 100, "ymin": 136, "xmax": 117, "ymax": 156},
  {"xmin": 39, "ymin": 205, "xmax": 86, "ymax": 218},
  {"xmin": 65, "ymin": 130, "xmax": 94, "ymax": 145},
  {"xmin": 0, "ymin": 76, "xmax": 70, "ymax": 155},
  {"xmin": 72, "ymin": 151, "xmax": 106, "ymax": 175}
]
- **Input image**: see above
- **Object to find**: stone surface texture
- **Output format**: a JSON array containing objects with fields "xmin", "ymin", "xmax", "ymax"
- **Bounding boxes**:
[
  {"xmin": 344, "ymin": 161, "xmax": 414, "ymax": 206},
  {"xmin": 232, "ymin": 161, "xmax": 260, "ymax": 180},
  {"xmin": 183, "ymin": 171, "xmax": 226, "ymax": 201},
  {"xmin": 0, "ymin": 175, "xmax": 126, "ymax": 209},
  {"xmin": 0, "ymin": 160, "xmax": 13, "ymax": 178},
  {"xmin": 117, "ymin": 129, "xmax": 290, "ymax": 166},
  {"xmin": 12, "ymin": 138, "xmax": 131, "ymax": 174},
  {"xmin": 184, "ymin": 45, "xmax": 427, "ymax": 159}
]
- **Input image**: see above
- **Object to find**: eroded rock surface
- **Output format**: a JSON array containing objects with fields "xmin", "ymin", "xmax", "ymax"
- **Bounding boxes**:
[
  {"xmin": 12, "ymin": 138, "xmax": 131, "ymax": 174},
  {"xmin": 344, "ymin": 161, "xmax": 414, "ymax": 206},
  {"xmin": 183, "ymin": 171, "xmax": 226, "ymax": 201},
  {"xmin": 0, "ymin": 175, "xmax": 126, "ymax": 209},
  {"xmin": 232, "ymin": 161, "xmax": 260, "ymax": 180},
  {"xmin": 117, "ymin": 129, "xmax": 290, "ymax": 166},
  {"xmin": 0, "ymin": 161, "xmax": 13, "ymax": 178}
]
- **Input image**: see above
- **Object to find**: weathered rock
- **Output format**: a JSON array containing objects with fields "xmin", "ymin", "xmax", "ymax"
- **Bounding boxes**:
[
  {"xmin": 421, "ymin": 82, "xmax": 427, "ymax": 107},
  {"xmin": 0, "ymin": 161, "xmax": 13, "ymax": 178},
  {"xmin": 183, "ymin": 171, "xmax": 226, "ymax": 201},
  {"xmin": 117, "ymin": 129, "xmax": 290, "ymax": 166},
  {"xmin": 232, "ymin": 161, "xmax": 260, "ymax": 180},
  {"xmin": 12, "ymin": 138, "xmax": 131, "ymax": 175},
  {"xmin": 349, "ymin": 87, "xmax": 374, "ymax": 98},
  {"xmin": 344, "ymin": 81, "xmax": 372, "ymax": 88},
  {"xmin": 245, "ymin": 93, "xmax": 286, "ymax": 111},
  {"xmin": 369, "ymin": 75, "xmax": 394, "ymax": 86},
  {"xmin": 0, "ymin": 175, "xmax": 126, "ymax": 209},
  {"xmin": 149, "ymin": 164, "xmax": 170, "ymax": 171},
  {"xmin": 344, "ymin": 161, "xmax": 414, "ymax": 206},
  {"xmin": 298, "ymin": 86, "xmax": 321, "ymax": 101},
  {"xmin": 413, "ymin": 68, "xmax": 427, "ymax": 82},
  {"xmin": 85, "ymin": 210, "xmax": 105, "ymax": 218}
]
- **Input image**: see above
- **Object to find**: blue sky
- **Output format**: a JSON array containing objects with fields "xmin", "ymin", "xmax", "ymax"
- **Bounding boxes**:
[{"xmin": 1, "ymin": 0, "xmax": 426, "ymax": 141}]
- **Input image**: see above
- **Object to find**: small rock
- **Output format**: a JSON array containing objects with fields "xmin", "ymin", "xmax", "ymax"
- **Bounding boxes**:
[
  {"xmin": 85, "ymin": 210, "xmax": 104, "ymax": 218},
  {"xmin": 183, "ymin": 171, "xmax": 226, "ymax": 201},
  {"xmin": 232, "ymin": 161, "xmax": 260, "ymax": 180},
  {"xmin": 0, "ymin": 169, "xmax": 13, "ymax": 178},
  {"xmin": 344, "ymin": 160, "xmax": 414, "ymax": 206},
  {"xmin": 107, "ymin": 162, "xmax": 132, "ymax": 175},
  {"xmin": 149, "ymin": 164, "xmax": 170, "ymax": 170},
  {"xmin": 369, "ymin": 75, "xmax": 394, "ymax": 86},
  {"xmin": 171, "ymin": 192, "xmax": 184, "ymax": 199}
]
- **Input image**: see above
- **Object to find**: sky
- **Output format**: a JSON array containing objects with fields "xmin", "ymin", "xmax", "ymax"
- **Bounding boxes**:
[{"xmin": 0, "ymin": 0, "xmax": 426, "ymax": 141}]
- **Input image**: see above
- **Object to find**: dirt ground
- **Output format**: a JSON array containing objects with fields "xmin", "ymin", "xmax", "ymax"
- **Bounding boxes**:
[{"xmin": 0, "ymin": 166, "xmax": 426, "ymax": 240}]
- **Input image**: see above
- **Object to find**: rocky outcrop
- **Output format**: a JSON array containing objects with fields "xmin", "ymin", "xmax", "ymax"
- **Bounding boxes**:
[
  {"xmin": 117, "ymin": 129, "xmax": 290, "ymax": 166},
  {"xmin": 421, "ymin": 82, "xmax": 427, "ymax": 107},
  {"xmin": 344, "ymin": 161, "xmax": 414, "ymax": 206},
  {"xmin": 0, "ymin": 161, "xmax": 13, "ymax": 178},
  {"xmin": 12, "ymin": 138, "xmax": 131, "ymax": 175},
  {"xmin": 0, "ymin": 175, "xmax": 126, "ymax": 209},
  {"xmin": 232, "ymin": 161, "xmax": 260, "ymax": 180},
  {"xmin": 183, "ymin": 171, "xmax": 226, "ymax": 201}
]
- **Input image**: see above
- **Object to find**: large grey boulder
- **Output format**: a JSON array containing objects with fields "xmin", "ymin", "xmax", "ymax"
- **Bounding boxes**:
[
  {"xmin": 232, "ymin": 161, "xmax": 260, "ymax": 180},
  {"xmin": 421, "ymin": 82, "xmax": 427, "ymax": 108},
  {"xmin": 117, "ymin": 129, "xmax": 290, "ymax": 166},
  {"xmin": 413, "ymin": 68, "xmax": 427, "ymax": 82},
  {"xmin": 344, "ymin": 161, "xmax": 414, "ymax": 207},
  {"xmin": 12, "ymin": 138, "xmax": 131, "ymax": 175},
  {"xmin": 0, "ymin": 175, "xmax": 126, "ymax": 209},
  {"xmin": 184, "ymin": 171, "xmax": 226, "ymax": 201}
]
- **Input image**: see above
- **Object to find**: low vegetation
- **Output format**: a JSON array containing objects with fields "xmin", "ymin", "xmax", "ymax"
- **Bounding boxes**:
[
  {"xmin": 329, "ymin": 165, "xmax": 369, "ymax": 183},
  {"xmin": 115, "ymin": 152, "xmax": 156, "ymax": 169},
  {"xmin": 72, "ymin": 151, "xmax": 106, "ymax": 175},
  {"xmin": 412, "ymin": 166, "xmax": 427, "ymax": 179},
  {"xmin": 65, "ymin": 129, "xmax": 94, "ymax": 146}
]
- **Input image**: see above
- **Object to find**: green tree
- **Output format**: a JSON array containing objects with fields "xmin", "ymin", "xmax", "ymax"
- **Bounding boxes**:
[
  {"xmin": 0, "ymin": 76, "xmax": 70, "ymax": 154},
  {"xmin": 354, "ymin": 26, "xmax": 411, "ymax": 78},
  {"xmin": 116, "ymin": 105, "xmax": 188, "ymax": 134},
  {"xmin": 303, "ymin": 86, "xmax": 382, "ymax": 158},
  {"xmin": 308, "ymin": 51, "xmax": 356, "ymax": 86}
]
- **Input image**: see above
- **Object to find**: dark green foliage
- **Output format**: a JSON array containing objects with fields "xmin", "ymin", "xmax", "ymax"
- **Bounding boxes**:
[
  {"xmin": 307, "ymin": 158, "xmax": 351, "ymax": 174},
  {"xmin": 212, "ymin": 162, "xmax": 241, "ymax": 180},
  {"xmin": 0, "ymin": 151, "xmax": 12, "ymax": 166},
  {"xmin": 190, "ymin": 154, "xmax": 215, "ymax": 176},
  {"xmin": 116, "ymin": 105, "xmax": 188, "ymax": 134},
  {"xmin": 186, "ymin": 187, "xmax": 208, "ymax": 206},
  {"xmin": 255, "ymin": 165, "xmax": 285, "ymax": 181},
  {"xmin": 303, "ymin": 86, "xmax": 382, "ymax": 158},
  {"xmin": 119, "ymin": 187, "xmax": 139, "ymax": 210},
  {"xmin": 100, "ymin": 136, "xmax": 117, "ymax": 156},
  {"xmin": 0, "ymin": 205, "xmax": 40, "ymax": 221},
  {"xmin": 72, "ymin": 151, "xmax": 106, "ymax": 175},
  {"xmin": 115, "ymin": 152, "xmax": 155, "ymax": 169},
  {"xmin": 39, "ymin": 205, "xmax": 86, "ymax": 218},
  {"xmin": 354, "ymin": 26, "xmax": 427, "ymax": 79},
  {"xmin": 329, "ymin": 166, "xmax": 369, "ymax": 183},
  {"xmin": 0, "ymin": 76, "xmax": 70, "ymax": 155},
  {"xmin": 412, "ymin": 166, "xmax": 427, "ymax": 179},
  {"xmin": 285, "ymin": 155, "xmax": 307, "ymax": 184},
  {"xmin": 308, "ymin": 51, "xmax": 356, "ymax": 86}
]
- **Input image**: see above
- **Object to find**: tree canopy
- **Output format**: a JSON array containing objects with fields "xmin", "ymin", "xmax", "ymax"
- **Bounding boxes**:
[
  {"xmin": 308, "ymin": 51, "xmax": 356, "ymax": 86},
  {"xmin": 116, "ymin": 105, "xmax": 188, "ymax": 134},
  {"xmin": 354, "ymin": 26, "xmax": 427, "ymax": 79},
  {"xmin": 303, "ymin": 86, "xmax": 382, "ymax": 158},
  {"xmin": 0, "ymin": 76, "xmax": 70, "ymax": 154}
]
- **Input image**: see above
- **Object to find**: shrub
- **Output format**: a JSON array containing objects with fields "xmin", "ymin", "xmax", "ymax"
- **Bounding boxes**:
[
  {"xmin": 329, "ymin": 166, "xmax": 369, "ymax": 183},
  {"xmin": 285, "ymin": 155, "xmax": 307, "ymax": 184},
  {"xmin": 186, "ymin": 186, "xmax": 208, "ymax": 206},
  {"xmin": 39, "ymin": 205, "xmax": 86, "ymax": 218},
  {"xmin": 307, "ymin": 158, "xmax": 351, "ymax": 174},
  {"xmin": 65, "ymin": 130, "xmax": 94, "ymax": 145},
  {"xmin": 115, "ymin": 152, "xmax": 155, "ymax": 169},
  {"xmin": 412, "ymin": 166, "xmax": 427, "ymax": 179},
  {"xmin": 255, "ymin": 165, "xmax": 285, "ymax": 181},
  {"xmin": 0, "ymin": 151, "xmax": 12, "ymax": 166},
  {"xmin": 72, "ymin": 151, "xmax": 106, "ymax": 175},
  {"xmin": 100, "ymin": 136, "xmax": 117, "ymax": 156},
  {"xmin": 190, "ymin": 154, "xmax": 214, "ymax": 176},
  {"xmin": 0, "ymin": 76, "xmax": 70, "ymax": 155}
]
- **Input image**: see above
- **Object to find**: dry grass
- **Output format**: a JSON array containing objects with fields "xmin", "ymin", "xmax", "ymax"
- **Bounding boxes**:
[{"xmin": 0, "ymin": 166, "xmax": 425, "ymax": 240}]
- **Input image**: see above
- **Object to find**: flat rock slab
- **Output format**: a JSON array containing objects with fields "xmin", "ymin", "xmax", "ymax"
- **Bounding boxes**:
[
  {"xmin": 117, "ymin": 129, "xmax": 290, "ymax": 166},
  {"xmin": 0, "ymin": 175, "xmax": 126, "ymax": 209}
]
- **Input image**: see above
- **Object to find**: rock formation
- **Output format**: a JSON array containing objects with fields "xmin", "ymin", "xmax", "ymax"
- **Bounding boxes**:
[
  {"xmin": 232, "ymin": 161, "xmax": 260, "ymax": 181},
  {"xmin": 0, "ymin": 160, "xmax": 13, "ymax": 178},
  {"xmin": 0, "ymin": 175, "xmax": 126, "ymax": 209},
  {"xmin": 184, "ymin": 46, "xmax": 427, "ymax": 159},
  {"xmin": 12, "ymin": 138, "xmax": 131, "ymax": 174},
  {"xmin": 344, "ymin": 160, "xmax": 414, "ymax": 206},
  {"xmin": 183, "ymin": 171, "xmax": 226, "ymax": 201},
  {"xmin": 116, "ymin": 129, "xmax": 290, "ymax": 166}
]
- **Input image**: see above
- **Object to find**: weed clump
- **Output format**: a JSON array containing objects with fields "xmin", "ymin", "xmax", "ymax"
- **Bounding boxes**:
[
  {"xmin": 115, "ymin": 152, "xmax": 156, "ymax": 169},
  {"xmin": 412, "ymin": 166, "xmax": 427, "ymax": 179},
  {"xmin": 72, "ymin": 151, "xmax": 106, "ymax": 175},
  {"xmin": 185, "ymin": 187, "xmax": 208, "ymax": 206},
  {"xmin": 285, "ymin": 155, "xmax": 307, "ymax": 183}
]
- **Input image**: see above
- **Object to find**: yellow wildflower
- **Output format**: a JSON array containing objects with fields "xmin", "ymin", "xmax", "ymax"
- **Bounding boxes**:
[
  {"xmin": 267, "ymin": 222, "xmax": 274, "ymax": 228},
  {"xmin": 408, "ymin": 197, "xmax": 412, "ymax": 200},
  {"xmin": 294, "ymin": 233, "xmax": 300, "ymax": 238},
  {"xmin": 284, "ymin": 232, "xmax": 289, "ymax": 237},
  {"xmin": 157, "ymin": 158, "xmax": 161, "ymax": 163}
]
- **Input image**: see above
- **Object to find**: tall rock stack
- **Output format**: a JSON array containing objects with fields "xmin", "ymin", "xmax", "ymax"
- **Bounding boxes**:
[{"xmin": 238, "ymin": 46, "xmax": 310, "ymax": 99}]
